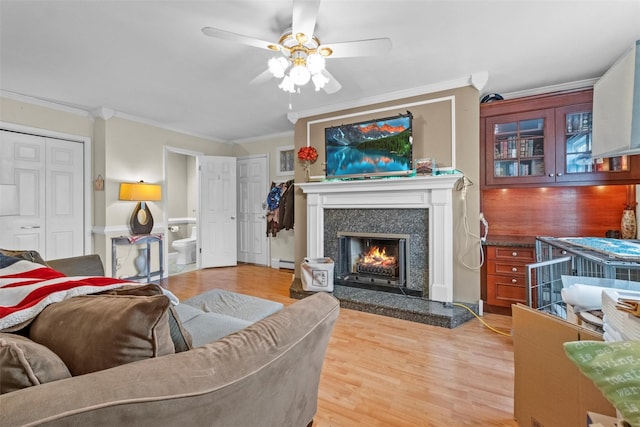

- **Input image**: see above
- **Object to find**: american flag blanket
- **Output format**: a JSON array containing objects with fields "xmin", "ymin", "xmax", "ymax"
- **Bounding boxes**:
[{"xmin": 0, "ymin": 255, "xmax": 130, "ymax": 331}]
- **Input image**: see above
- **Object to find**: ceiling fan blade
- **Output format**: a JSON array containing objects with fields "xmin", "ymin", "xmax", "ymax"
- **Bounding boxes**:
[
  {"xmin": 249, "ymin": 68, "xmax": 274, "ymax": 85},
  {"xmin": 320, "ymin": 38, "xmax": 392, "ymax": 58},
  {"xmin": 291, "ymin": 0, "xmax": 321, "ymax": 43},
  {"xmin": 202, "ymin": 27, "xmax": 278, "ymax": 51},
  {"xmin": 321, "ymin": 69, "xmax": 341, "ymax": 94}
]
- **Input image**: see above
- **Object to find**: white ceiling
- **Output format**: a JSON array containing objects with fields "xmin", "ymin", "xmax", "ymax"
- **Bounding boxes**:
[{"xmin": 1, "ymin": 1, "xmax": 639, "ymax": 142}]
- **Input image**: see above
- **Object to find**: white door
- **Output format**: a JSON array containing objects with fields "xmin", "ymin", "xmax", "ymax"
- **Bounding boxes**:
[
  {"xmin": 237, "ymin": 155, "xmax": 268, "ymax": 265},
  {"xmin": 0, "ymin": 131, "xmax": 46, "ymax": 254},
  {"xmin": 199, "ymin": 156, "xmax": 237, "ymax": 268},
  {"xmin": 0, "ymin": 130, "xmax": 84, "ymax": 260},
  {"xmin": 45, "ymin": 138, "xmax": 84, "ymax": 259}
]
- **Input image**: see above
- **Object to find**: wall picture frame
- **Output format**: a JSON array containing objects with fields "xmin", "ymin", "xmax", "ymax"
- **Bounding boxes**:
[{"xmin": 277, "ymin": 145, "xmax": 295, "ymax": 176}]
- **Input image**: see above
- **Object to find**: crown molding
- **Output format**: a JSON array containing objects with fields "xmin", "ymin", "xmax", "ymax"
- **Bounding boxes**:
[
  {"xmin": 500, "ymin": 78, "xmax": 598, "ymax": 100},
  {"xmin": 1, "ymin": 90, "xmax": 93, "ymax": 118},
  {"xmin": 91, "ymin": 107, "xmax": 115, "ymax": 120},
  {"xmin": 109, "ymin": 109, "xmax": 229, "ymax": 144},
  {"xmin": 294, "ymin": 72, "xmax": 488, "ymax": 120},
  {"xmin": 1, "ymin": 90, "xmax": 228, "ymax": 144},
  {"xmin": 233, "ymin": 129, "xmax": 294, "ymax": 145}
]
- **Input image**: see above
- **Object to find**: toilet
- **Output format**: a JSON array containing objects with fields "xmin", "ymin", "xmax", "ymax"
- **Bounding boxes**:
[{"xmin": 172, "ymin": 226, "xmax": 197, "ymax": 265}]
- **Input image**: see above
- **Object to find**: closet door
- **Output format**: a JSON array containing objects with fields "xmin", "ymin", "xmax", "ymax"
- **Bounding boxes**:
[
  {"xmin": 45, "ymin": 138, "xmax": 84, "ymax": 259},
  {"xmin": 0, "ymin": 130, "xmax": 84, "ymax": 259},
  {"xmin": 0, "ymin": 130, "xmax": 46, "ymax": 253}
]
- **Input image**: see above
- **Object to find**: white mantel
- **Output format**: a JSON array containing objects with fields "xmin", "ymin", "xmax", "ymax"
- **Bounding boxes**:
[{"xmin": 298, "ymin": 174, "xmax": 462, "ymax": 302}]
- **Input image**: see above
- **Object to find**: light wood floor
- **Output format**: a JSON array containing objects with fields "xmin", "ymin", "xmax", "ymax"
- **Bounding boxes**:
[{"xmin": 163, "ymin": 264, "xmax": 518, "ymax": 427}]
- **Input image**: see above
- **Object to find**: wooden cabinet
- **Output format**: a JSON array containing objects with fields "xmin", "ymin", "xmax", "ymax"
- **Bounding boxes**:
[
  {"xmin": 481, "ymin": 88, "xmax": 640, "ymax": 187},
  {"xmin": 484, "ymin": 245, "xmax": 536, "ymax": 312}
]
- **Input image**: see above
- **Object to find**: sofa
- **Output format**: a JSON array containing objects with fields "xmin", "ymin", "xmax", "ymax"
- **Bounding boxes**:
[{"xmin": 0, "ymin": 252, "xmax": 340, "ymax": 427}]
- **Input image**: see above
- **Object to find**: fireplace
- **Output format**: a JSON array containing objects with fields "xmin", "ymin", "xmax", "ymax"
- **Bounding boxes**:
[
  {"xmin": 337, "ymin": 232, "xmax": 419, "ymax": 296},
  {"xmin": 294, "ymin": 175, "xmax": 478, "ymax": 328},
  {"xmin": 298, "ymin": 175, "xmax": 460, "ymax": 302}
]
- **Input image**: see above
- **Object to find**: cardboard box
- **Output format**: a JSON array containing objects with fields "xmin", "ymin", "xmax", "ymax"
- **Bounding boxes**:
[{"xmin": 512, "ymin": 304, "xmax": 616, "ymax": 427}]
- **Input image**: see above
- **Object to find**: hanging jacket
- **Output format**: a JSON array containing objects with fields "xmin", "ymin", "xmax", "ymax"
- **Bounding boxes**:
[{"xmin": 278, "ymin": 179, "xmax": 295, "ymax": 231}]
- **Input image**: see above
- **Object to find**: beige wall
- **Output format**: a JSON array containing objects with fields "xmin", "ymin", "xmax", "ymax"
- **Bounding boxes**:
[
  {"xmin": 232, "ymin": 132, "xmax": 296, "ymax": 265},
  {"xmin": 0, "ymin": 96, "xmax": 232, "ymax": 275},
  {"xmin": 294, "ymin": 86, "xmax": 482, "ymax": 303}
]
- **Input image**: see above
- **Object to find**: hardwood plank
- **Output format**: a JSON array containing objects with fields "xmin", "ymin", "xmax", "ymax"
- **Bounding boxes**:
[{"xmin": 163, "ymin": 264, "xmax": 517, "ymax": 426}]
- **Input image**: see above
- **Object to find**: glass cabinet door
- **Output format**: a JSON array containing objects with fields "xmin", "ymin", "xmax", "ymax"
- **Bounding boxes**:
[
  {"xmin": 564, "ymin": 110, "xmax": 593, "ymax": 173},
  {"xmin": 556, "ymin": 103, "xmax": 630, "ymax": 183},
  {"xmin": 486, "ymin": 109, "xmax": 555, "ymax": 185}
]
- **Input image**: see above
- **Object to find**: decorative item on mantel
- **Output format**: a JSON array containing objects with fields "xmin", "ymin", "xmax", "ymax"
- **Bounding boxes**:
[
  {"xmin": 621, "ymin": 186, "xmax": 638, "ymax": 239},
  {"xmin": 297, "ymin": 146, "xmax": 318, "ymax": 182}
]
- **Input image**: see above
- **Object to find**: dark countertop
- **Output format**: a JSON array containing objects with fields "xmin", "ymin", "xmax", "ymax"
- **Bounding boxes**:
[{"xmin": 483, "ymin": 235, "xmax": 537, "ymax": 248}]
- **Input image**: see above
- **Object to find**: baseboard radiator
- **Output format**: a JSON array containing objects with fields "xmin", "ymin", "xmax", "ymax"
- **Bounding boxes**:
[{"xmin": 271, "ymin": 258, "xmax": 295, "ymax": 270}]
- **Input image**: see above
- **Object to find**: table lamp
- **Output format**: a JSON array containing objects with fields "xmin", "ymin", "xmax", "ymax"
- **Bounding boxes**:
[{"xmin": 119, "ymin": 181, "xmax": 162, "ymax": 235}]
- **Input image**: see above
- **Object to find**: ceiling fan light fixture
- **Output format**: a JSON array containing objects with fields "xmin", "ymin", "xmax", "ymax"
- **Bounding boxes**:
[
  {"xmin": 268, "ymin": 57, "xmax": 288, "ymax": 78},
  {"xmin": 306, "ymin": 53, "xmax": 325, "ymax": 74},
  {"xmin": 290, "ymin": 64, "xmax": 311, "ymax": 86},
  {"xmin": 312, "ymin": 72, "xmax": 329, "ymax": 91},
  {"xmin": 279, "ymin": 74, "xmax": 296, "ymax": 93}
]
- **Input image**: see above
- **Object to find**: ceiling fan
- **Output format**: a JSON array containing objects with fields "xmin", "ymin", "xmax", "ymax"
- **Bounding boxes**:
[{"xmin": 201, "ymin": 0, "xmax": 391, "ymax": 94}]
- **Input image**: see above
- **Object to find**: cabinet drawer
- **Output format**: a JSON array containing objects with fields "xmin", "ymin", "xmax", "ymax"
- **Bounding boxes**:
[
  {"xmin": 488, "ymin": 246, "xmax": 535, "ymax": 262},
  {"xmin": 487, "ymin": 260, "xmax": 528, "ymax": 276},
  {"xmin": 486, "ymin": 275, "xmax": 527, "ymax": 307}
]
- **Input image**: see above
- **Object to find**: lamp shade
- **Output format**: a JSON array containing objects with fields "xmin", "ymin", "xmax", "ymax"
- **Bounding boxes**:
[{"xmin": 119, "ymin": 181, "xmax": 162, "ymax": 201}]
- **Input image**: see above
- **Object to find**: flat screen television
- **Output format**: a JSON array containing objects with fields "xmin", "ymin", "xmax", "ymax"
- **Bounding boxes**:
[{"xmin": 324, "ymin": 112, "xmax": 413, "ymax": 179}]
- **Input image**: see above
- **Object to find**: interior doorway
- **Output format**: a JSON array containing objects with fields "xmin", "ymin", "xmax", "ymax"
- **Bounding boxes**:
[{"xmin": 164, "ymin": 146, "xmax": 202, "ymax": 276}]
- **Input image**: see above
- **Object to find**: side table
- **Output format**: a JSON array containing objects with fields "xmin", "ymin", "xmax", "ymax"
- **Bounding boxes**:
[{"xmin": 111, "ymin": 234, "xmax": 164, "ymax": 283}]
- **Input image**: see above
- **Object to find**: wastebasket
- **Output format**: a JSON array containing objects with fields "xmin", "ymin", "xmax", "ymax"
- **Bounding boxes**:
[{"xmin": 301, "ymin": 257, "xmax": 334, "ymax": 292}]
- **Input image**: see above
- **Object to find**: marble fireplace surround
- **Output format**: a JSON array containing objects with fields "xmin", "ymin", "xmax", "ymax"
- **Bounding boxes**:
[{"xmin": 298, "ymin": 174, "xmax": 462, "ymax": 303}]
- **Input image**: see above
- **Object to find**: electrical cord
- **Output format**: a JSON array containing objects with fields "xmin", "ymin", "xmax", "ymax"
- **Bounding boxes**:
[
  {"xmin": 456, "ymin": 176, "xmax": 485, "ymax": 270},
  {"xmin": 452, "ymin": 303, "xmax": 512, "ymax": 337}
]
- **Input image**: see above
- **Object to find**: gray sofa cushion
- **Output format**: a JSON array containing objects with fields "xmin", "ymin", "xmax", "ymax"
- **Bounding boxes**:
[
  {"xmin": 182, "ymin": 289, "xmax": 283, "ymax": 323},
  {"xmin": 176, "ymin": 290, "xmax": 284, "ymax": 347},
  {"xmin": 175, "ymin": 307, "xmax": 253, "ymax": 347}
]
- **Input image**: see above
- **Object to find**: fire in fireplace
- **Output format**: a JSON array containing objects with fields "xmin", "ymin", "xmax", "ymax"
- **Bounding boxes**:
[{"xmin": 337, "ymin": 232, "xmax": 418, "ymax": 296}]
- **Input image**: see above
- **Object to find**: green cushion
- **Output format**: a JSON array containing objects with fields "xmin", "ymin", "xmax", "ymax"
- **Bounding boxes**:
[{"xmin": 564, "ymin": 340, "xmax": 640, "ymax": 426}]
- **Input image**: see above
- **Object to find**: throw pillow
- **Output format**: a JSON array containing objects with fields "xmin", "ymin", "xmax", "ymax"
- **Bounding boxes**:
[
  {"xmin": 97, "ymin": 284, "xmax": 193, "ymax": 352},
  {"xmin": 0, "ymin": 333, "xmax": 72, "ymax": 394},
  {"xmin": 29, "ymin": 294, "xmax": 175, "ymax": 376},
  {"xmin": 0, "ymin": 249, "xmax": 47, "ymax": 266},
  {"xmin": 564, "ymin": 340, "xmax": 640, "ymax": 426}
]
